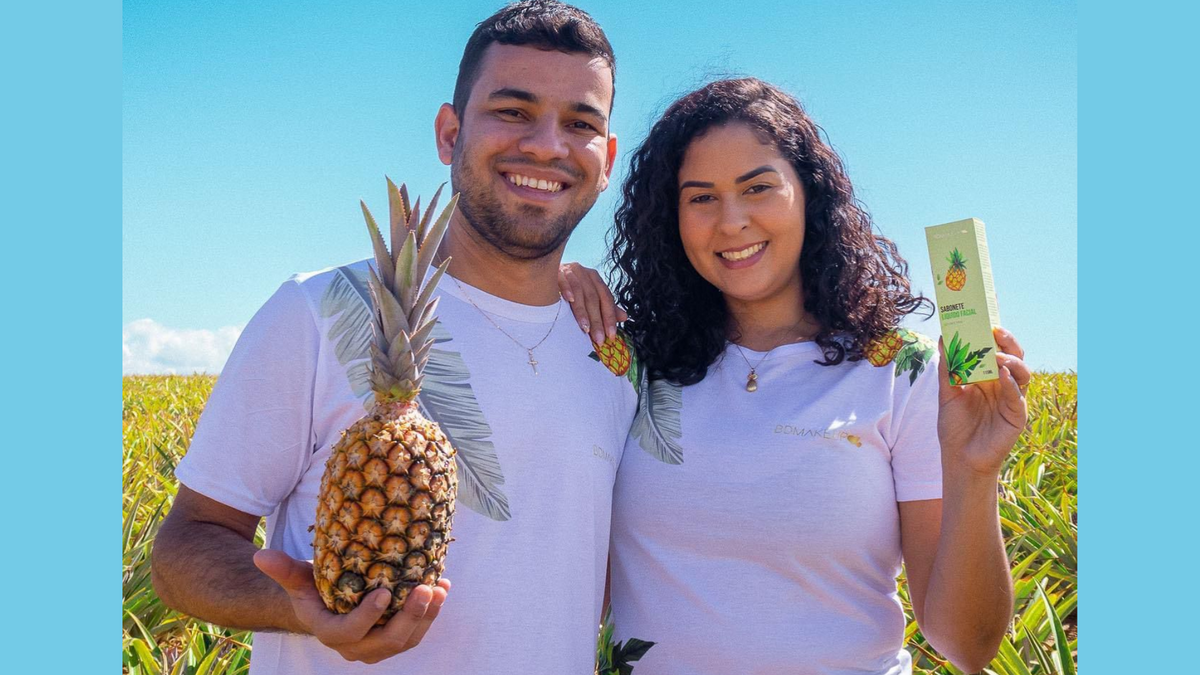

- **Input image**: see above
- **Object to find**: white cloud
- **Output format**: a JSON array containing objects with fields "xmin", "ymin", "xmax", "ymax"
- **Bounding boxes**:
[{"xmin": 123, "ymin": 319, "xmax": 243, "ymax": 375}]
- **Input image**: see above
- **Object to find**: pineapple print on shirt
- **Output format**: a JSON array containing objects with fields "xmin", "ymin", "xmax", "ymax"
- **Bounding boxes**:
[
  {"xmin": 320, "ymin": 264, "xmax": 512, "ymax": 522},
  {"xmin": 590, "ymin": 330, "xmax": 685, "ymax": 465},
  {"xmin": 864, "ymin": 328, "xmax": 936, "ymax": 385}
]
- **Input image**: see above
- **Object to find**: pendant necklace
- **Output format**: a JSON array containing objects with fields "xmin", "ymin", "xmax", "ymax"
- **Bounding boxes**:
[
  {"xmin": 450, "ymin": 274, "xmax": 562, "ymax": 375},
  {"xmin": 731, "ymin": 318, "xmax": 812, "ymax": 393}
]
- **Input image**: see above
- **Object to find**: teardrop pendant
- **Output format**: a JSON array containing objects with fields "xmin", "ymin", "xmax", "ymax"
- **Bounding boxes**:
[{"xmin": 746, "ymin": 370, "xmax": 758, "ymax": 392}]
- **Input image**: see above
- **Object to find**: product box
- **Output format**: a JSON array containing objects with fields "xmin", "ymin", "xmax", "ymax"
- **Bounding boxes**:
[{"xmin": 926, "ymin": 217, "xmax": 1001, "ymax": 385}]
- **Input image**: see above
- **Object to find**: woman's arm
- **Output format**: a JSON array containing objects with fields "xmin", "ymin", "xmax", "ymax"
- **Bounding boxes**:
[{"xmin": 900, "ymin": 327, "xmax": 1030, "ymax": 673}]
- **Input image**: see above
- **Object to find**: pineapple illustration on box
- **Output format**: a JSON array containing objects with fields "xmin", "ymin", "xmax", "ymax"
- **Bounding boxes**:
[
  {"xmin": 943, "ymin": 248, "xmax": 968, "ymax": 291},
  {"xmin": 312, "ymin": 179, "xmax": 460, "ymax": 622},
  {"xmin": 926, "ymin": 217, "xmax": 1002, "ymax": 385}
]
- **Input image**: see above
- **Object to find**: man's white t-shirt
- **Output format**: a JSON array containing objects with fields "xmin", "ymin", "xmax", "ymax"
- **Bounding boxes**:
[
  {"xmin": 609, "ymin": 334, "xmax": 942, "ymax": 675},
  {"xmin": 176, "ymin": 261, "xmax": 638, "ymax": 674}
]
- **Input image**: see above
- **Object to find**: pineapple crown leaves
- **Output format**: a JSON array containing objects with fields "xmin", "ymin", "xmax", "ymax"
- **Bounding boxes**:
[
  {"xmin": 360, "ymin": 177, "xmax": 460, "ymax": 403},
  {"xmin": 946, "ymin": 247, "xmax": 968, "ymax": 270}
]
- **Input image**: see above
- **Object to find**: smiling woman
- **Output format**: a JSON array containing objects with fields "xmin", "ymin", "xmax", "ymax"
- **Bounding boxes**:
[{"xmin": 598, "ymin": 78, "xmax": 1032, "ymax": 674}]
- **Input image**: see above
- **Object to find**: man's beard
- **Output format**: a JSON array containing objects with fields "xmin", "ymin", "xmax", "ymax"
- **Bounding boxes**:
[{"xmin": 450, "ymin": 149, "xmax": 598, "ymax": 260}]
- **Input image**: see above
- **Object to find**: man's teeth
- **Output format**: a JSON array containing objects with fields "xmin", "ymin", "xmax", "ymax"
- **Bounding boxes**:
[
  {"xmin": 507, "ymin": 173, "xmax": 563, "ymax": 193},
  {"xmin": 719, "ymin": 242, "xmax": 766, "ymax": 261}
]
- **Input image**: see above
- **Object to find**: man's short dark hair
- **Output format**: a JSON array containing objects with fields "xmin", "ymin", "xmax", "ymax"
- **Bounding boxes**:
[{"xmin": 453, "ymin": 0, "xmax": 616, "ymax": 116}]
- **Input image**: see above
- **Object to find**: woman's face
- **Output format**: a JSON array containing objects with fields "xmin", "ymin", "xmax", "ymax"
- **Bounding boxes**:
[{"xmin": 677, "ymin": 123, "xmax": 806, "ymax": 305}]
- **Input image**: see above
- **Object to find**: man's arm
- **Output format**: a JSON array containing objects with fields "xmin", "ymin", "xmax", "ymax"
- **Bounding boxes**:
[
  {"xmin": 151, "ymin": 485, "xmax": 301, "ymax": 632},
  {"xmin": 152, "ymin": 485, "xmax": 450, "ymax": 664}
]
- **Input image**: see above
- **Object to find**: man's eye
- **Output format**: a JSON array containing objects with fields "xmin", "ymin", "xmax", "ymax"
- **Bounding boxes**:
[
  {"xmin": 497, "ymin": 109, "xmax": 525, "ymax": 119},
  {"xmin": 570, "ymin": 121, "xmax": 598, "ymax": 132}
]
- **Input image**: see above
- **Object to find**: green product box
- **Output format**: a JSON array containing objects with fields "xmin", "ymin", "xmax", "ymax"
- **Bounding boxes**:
[{"xmin": 926, "ymin": 217, "xmax": 1001, "ymax": 385}]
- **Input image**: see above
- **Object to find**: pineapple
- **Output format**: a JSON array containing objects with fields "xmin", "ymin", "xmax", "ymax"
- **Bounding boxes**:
[
  {"xmin": 589, "ymin": 330, "xmax": 640, "ymax": 389},
  {"xmin": 945, "ymin": 248, "xmax": 968, "ymax": 291},
  {"xmin": 865, "ymin": 329, "xmax": 908, "ymax": 367},
  {"xmin": 943, "ymin": 330, "xmax": 992, "ymax": 385},
  {"xmin": 312, "ymin": 178, "xmax": 460, "ymax": 623}
]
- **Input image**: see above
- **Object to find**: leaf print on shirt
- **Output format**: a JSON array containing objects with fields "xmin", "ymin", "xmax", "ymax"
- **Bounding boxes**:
[
  {"xmin": 320, "ymin": 263, "xmax": 512, "ymax": 521},
  {"xmin": 630, "ymin": 371, "xmax": 684, "ymax": 465},
  {"xmin": 865, "ymin": 328, "xmax": 936, "ymax": 386}
]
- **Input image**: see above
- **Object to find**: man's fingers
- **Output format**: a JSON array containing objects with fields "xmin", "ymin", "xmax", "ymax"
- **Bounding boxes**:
[
  {"xmin": 253, "ymin": 549, "xmax": 315, "ymax": 594},
  {"xmin": 372, "ymin": 585, "xmax": 434, "ymax": 648},
  {"xmin": 318, "ymin": 589, "xmax": 393, "ymax": 645},
  {"xmin": 403, "ymin": 584, "xmax": 449, "ymax": 650}
]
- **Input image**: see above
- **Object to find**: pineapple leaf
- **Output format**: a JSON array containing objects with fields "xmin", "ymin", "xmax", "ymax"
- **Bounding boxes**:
[
  {"xmin": 411, "ymin": 259, "xmax": 450, "ymax": 329},
  {"xmin": 361, "ymin": 200, "xmax": 395, "ymax": 290},
  {"xmin": 386, "ymin": 177, "xmax": 409, "ymax": 261},
  {"xmin": 368, "ymin": 265, "xmax": 411, "ymax": 345},
  {"xmin": 415, "ymin": 193, "xmax": 459, "ymax": 279},
  {"xmin": 630, "ymin": 373, "xmax": 685, "ymax": 464},
  {"xmin": 394, "ymin": 230, "xmax": 419, "ymax": 311},
  {"xmin": 417, "ymin": 182, "xmax": 446, "ymax": 243}
]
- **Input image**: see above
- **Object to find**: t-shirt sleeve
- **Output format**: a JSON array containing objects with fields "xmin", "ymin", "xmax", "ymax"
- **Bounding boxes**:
[
  {"xmin": 888, "ymin": 348, "xmax": 943, "ymax": 502},
  {"xmin": 175, "ymin": 279, "xmax": 320, "ymax": 516}
]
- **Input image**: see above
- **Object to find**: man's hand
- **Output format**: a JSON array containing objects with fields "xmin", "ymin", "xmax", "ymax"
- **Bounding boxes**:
[{"xmin": 254, "ymin": 549, "xmax": 450, "ymax": 664}]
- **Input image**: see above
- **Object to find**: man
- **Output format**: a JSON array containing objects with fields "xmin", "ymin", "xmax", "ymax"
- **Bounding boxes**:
[{"xmin": 151, "ymin": 2, "xmax": 635, "ymax": 672}]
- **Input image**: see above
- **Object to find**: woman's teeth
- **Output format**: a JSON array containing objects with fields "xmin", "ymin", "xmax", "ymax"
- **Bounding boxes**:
[
  {"xmin": 719, "ymin": 242, "xmax": 766, "ymax": 261},
  {"xmin": 507, "ymin": 173, "xmax": 563, "ymax": 193}
]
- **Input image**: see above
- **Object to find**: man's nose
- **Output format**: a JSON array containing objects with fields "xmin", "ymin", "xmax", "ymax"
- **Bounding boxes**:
[{"xmin": 517, "ymin": 117, "xmax": 570, "ymax": 162}]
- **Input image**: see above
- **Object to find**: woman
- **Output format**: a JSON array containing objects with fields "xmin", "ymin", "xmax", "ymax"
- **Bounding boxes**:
[{"xmin": 561, "ymin": 78, "xmax": 1028, "ymax": 674}]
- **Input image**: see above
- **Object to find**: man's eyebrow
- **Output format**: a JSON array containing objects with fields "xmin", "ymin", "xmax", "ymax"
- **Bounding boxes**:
[
  {"xmin": 735, "ymin": 166, "xmax": 779, "ymax": 183},
  {"xmin": 488, "ymin": 87, "xmax": 537, "ymax": 103},
  {"xmin": 487, "ymin": 88, "xmax": 608, "ymax": 125},
  {"xmin": 572, "ymin": 102, "xmax": 608, "ymax": 124}
]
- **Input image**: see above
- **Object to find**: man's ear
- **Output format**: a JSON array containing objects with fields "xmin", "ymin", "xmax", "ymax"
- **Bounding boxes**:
[
  {"xmin": 434, "ymin": 103, "xmax": 460, "ymax": 166},
  {"xmin": 600, "ymin": 133, "xmax": 618, "ymax": 191}
]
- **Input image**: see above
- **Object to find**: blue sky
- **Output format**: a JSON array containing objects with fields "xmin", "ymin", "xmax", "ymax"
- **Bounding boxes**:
[{"xmin": 123, "ymin": 0, "xmax": 1076, "ymax": 373}]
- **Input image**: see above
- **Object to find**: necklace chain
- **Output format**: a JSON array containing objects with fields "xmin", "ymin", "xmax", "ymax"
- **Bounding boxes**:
[
  {"xmin": 449, "ymin": 274, "xmax": 562, "ymax": 375},
  {"xmin": 731, "ymin": 318, "xmax": 812, "ymax": 392}
]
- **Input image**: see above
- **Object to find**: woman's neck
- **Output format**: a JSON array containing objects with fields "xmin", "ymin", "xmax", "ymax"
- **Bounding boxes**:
[{"xmin": 725, "ymin": 280, "xmax": 818, "ymax": 351}]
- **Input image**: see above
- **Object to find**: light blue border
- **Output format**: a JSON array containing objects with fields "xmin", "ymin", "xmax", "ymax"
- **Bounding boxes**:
[
  {"xmin": 2, "ymin": 0, "xmax": 119, "ymax": 671},
  {"xmin": 1082, "ymin": 2, "xmax": 1196, "ymax": 673}
]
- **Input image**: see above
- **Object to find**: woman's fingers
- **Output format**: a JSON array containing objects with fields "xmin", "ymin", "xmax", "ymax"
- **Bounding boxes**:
[{"xmin": 993, "ymin": 327, "xmax": 1025, "ymax": 361}]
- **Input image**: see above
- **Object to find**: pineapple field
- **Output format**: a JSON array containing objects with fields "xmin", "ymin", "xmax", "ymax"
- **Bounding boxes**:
[{"xmin": 124, "ymin": 372, "xmax": 1077, "ymax": 675}]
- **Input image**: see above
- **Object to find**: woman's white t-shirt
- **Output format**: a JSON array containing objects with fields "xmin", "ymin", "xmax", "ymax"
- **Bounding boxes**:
[{"xmin": 609, "ymin": 333, "xmax": 942, "ymax": 675}]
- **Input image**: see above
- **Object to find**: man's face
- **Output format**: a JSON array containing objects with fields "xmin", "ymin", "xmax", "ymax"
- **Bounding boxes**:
[{"xmin": 436, "ymin": 44, "xmax": 617, "ymax": 259}]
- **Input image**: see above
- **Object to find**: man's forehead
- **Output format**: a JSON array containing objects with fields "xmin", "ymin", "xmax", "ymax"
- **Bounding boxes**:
[{"xmin": 469, "ymin": 43, "xmax": 614, "ymax": 111}]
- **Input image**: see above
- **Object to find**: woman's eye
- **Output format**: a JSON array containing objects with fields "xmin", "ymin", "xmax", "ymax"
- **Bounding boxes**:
[
  {"xmin": 688, "ymin": 194, "xmax": 715, "ymax": 204},
  {"xmin": 746, "ymin": 184, "xmax": 773, "ymax": 194}
]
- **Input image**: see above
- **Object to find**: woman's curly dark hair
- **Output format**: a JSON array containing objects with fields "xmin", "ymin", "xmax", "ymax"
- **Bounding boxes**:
[{"xmin": 609, "ymin": 77, "xmax": 932, "ymax": 385}]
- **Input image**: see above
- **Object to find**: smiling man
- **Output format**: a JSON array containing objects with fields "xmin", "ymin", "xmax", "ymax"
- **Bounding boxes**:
[{"xmin": 151, "ymin": 2, "xmax": 637, "ymax": 673}]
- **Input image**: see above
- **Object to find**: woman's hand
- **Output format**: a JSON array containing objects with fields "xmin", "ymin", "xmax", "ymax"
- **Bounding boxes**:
[
  {"xmin": 558, "ymin": 262, "xmax": 627, "ymax": 346},
  {"xmin": 937, "ymin": 327, "xmax": 1030, "ymax": 478}
]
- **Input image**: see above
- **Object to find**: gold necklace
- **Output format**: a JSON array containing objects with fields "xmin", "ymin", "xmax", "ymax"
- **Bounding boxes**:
[
  {"xmin": 731, "ymin": 319, "xmax": 812, "ymax": 393},
  {"xmin": 450, "ymin": 274, "xmax": 562, "ymax": 375}
]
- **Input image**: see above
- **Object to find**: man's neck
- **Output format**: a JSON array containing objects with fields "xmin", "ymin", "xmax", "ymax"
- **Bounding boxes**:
[{"xmin": 438, "ymin": 217, "xmax": 564, "ymax": 306}]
